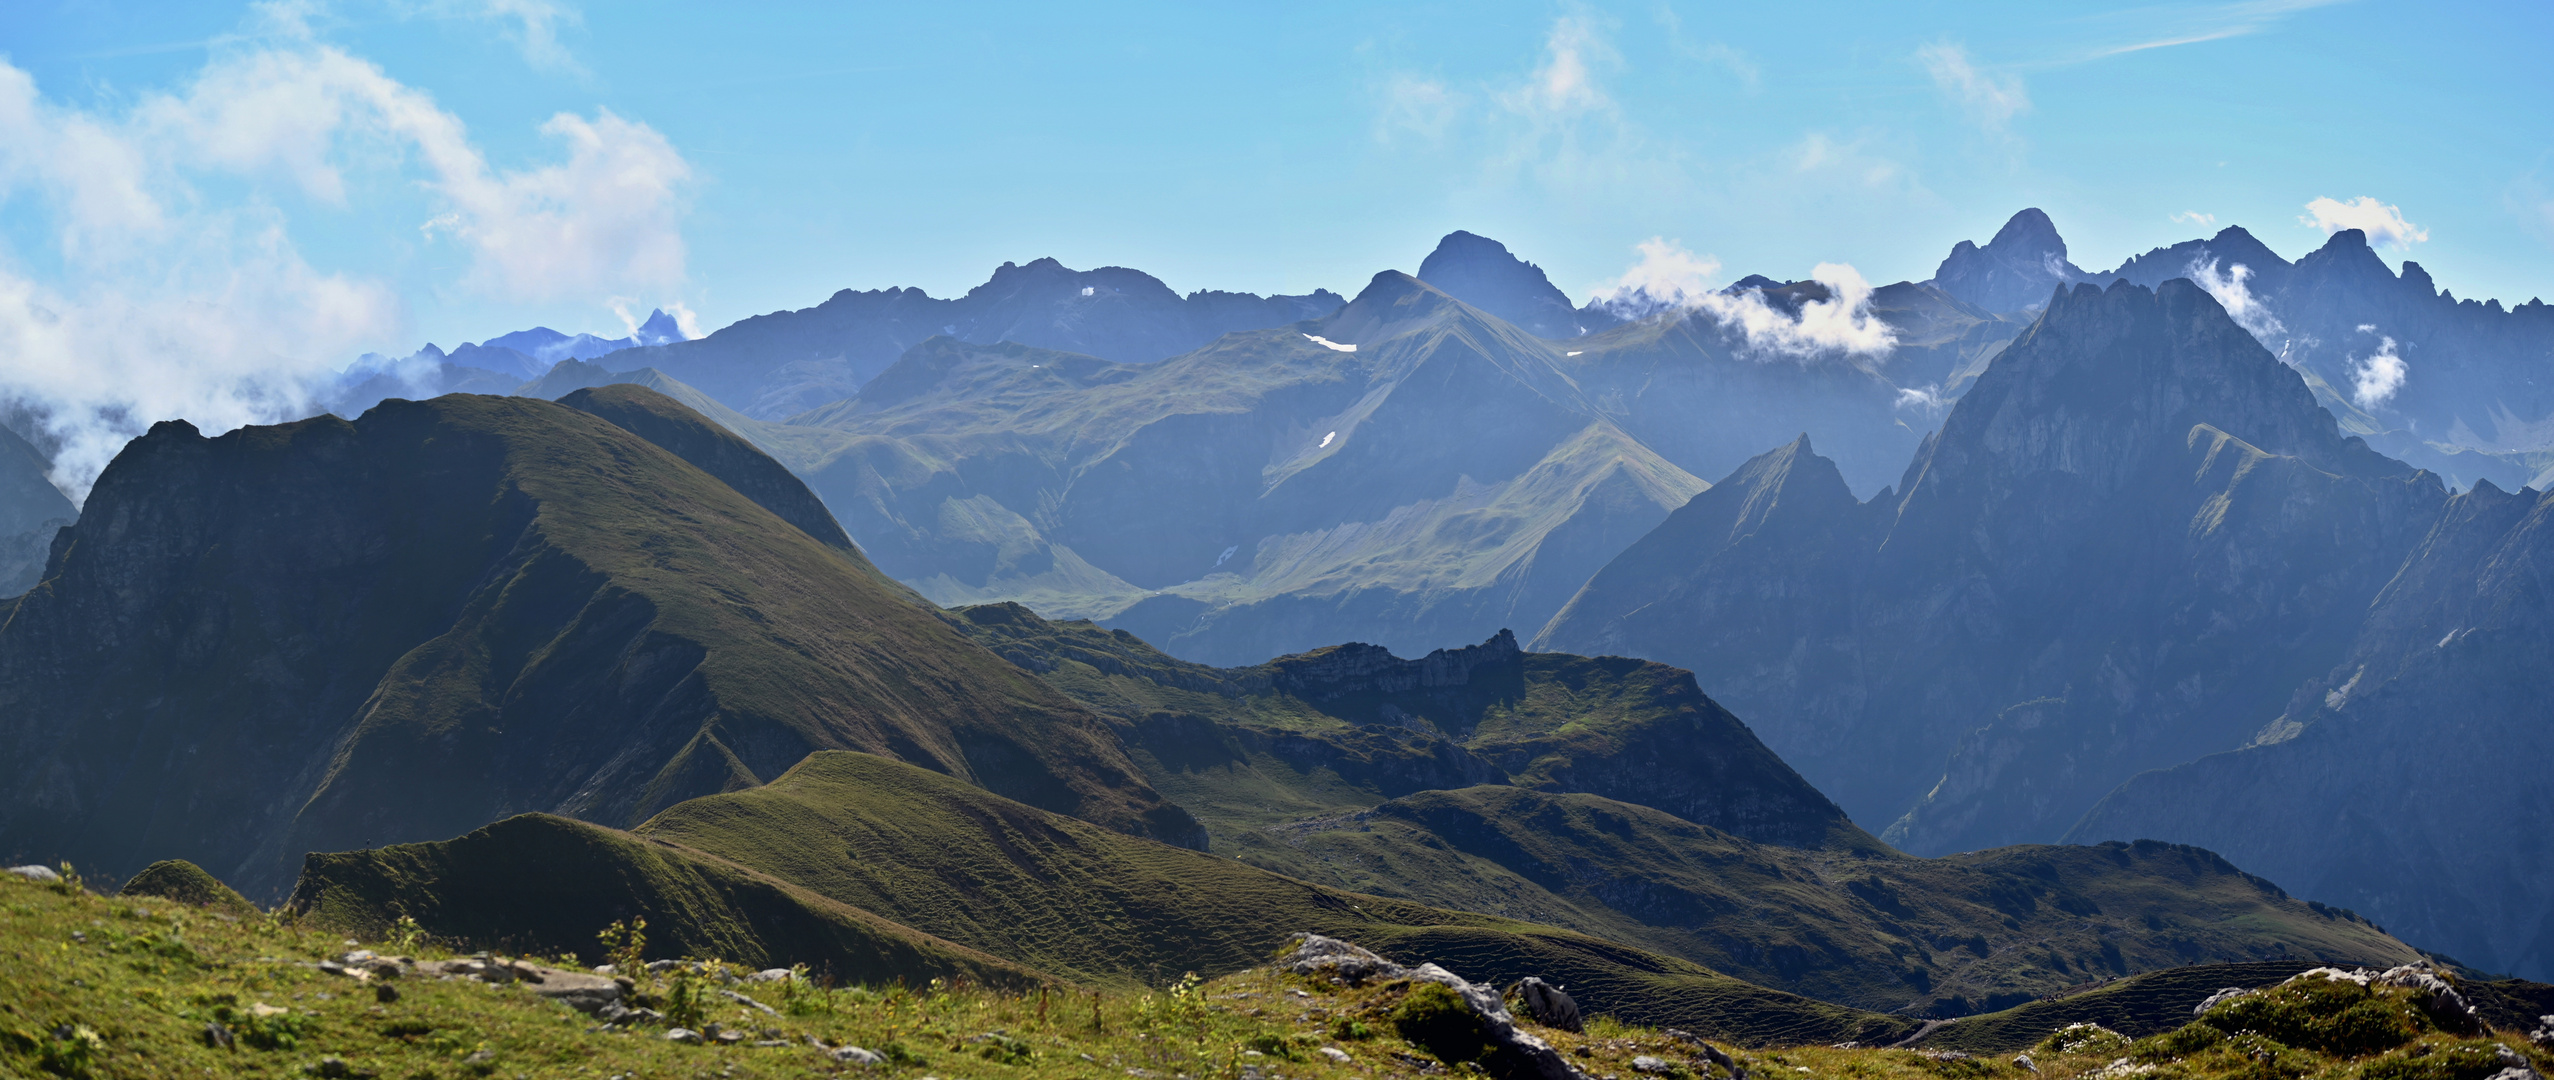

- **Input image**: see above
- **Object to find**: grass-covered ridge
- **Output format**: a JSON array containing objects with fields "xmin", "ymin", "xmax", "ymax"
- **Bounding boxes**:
[
  {"xmin": 0, "ymin": 389, "xmax": 1190, "ymax": 899},
  {"xmin": 10, "ymin": 864, "xmax": 2545, "ymax": 1080},
  {"xmin": 301, "ymin": 749, "xmax": 1920, "ymax": 1046},
  {"xmin": 947, "ymin": 603, "xmax": 2432, "ymax": 1016}
]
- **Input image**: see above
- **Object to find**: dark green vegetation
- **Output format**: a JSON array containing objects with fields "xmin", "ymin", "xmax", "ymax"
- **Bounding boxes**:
[
  {"xmin": 946, "ymin": 602, "xmax": 2426, "ymax": 1016},
  {"xmin": 304, "ymin": 749, "xmax": 1914, "ymax": 1046},
  {"xmin": 290, "ymin": 811, "xmax": 1042, "ymax": 988},
  {"xmin": 12, "ymin": 871, "xmax": 2547, "ymax": 1080},
  {"xmin": 118, "ymin": 860, "xmax": 257, "ymax": 918},
  {"xmin": 1925, "ymin": 961, "xmax": 2554, "ymax": 1055},
  {"xmin": 0, "ymin": 388, "xmax": 1192, "ymax": 899}
]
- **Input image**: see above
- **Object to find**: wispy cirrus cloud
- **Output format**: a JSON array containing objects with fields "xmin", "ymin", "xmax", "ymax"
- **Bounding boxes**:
[
  {"xmin": 1918, "ymin": 43, "xmax": 2028, "ymax": 136},
  {"xmin": 2079, "ymin": 0, "xmax": 2351, "ymax": 60}
]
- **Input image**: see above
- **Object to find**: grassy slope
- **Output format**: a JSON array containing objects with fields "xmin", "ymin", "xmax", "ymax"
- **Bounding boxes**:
[
  {"xmin": 626, "ymin": 749, "xmax": 1910, "ymax": 1045},
  {"xmin": 947, "ymin": 604, "xmax": 2427, "ymax": 1016},
  {"xmin": 0, "ymin": 391, "xmax": 1186, "ymax": 897},
  {"xmin": 288, "ymin": 813, "xmax": 1041, "ymax": 988},
  {"xmin": 8, "ymin": 871, "xmax": 2544, "ymax": 1080}
]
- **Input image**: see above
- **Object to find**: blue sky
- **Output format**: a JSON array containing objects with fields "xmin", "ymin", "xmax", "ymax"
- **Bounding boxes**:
[{"xmin": 0, "ymin": 0, "xmax": 2548, "ymax": 477}]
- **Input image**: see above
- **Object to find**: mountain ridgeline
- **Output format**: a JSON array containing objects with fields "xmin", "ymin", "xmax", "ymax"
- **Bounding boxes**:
[{"xmin": 0, "ymin": 388, "xmax": 1196, "ymax": 899}]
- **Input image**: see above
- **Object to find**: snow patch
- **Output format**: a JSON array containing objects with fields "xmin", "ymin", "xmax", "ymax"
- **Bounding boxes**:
[
  {"xmin": 1303, "ymin": 334, "xmax": 1356, "ymax": 352},
  {"xmin": 1319, "ymin": 431, "xmax": 1337, "ymax": 448},
  {"xmin": 1080, "ymin": 286, "xmax": 1095, "ymax": 297}
]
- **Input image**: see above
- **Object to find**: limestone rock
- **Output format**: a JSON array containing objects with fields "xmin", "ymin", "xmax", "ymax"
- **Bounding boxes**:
[{"xmin": 1514, "ymin": 977, "xmax": 1584, "ymax": 1033}]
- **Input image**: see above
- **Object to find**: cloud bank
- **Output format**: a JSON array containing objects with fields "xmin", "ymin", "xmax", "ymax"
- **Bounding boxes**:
[
  {"xmin": 0, "ymin": 32, "xmax": 691, "ymax": 499},
  {"xmin": 2302, "ymin": 196, "xmax": 2429, "ymax": 249},
  {"xmin": 1591, "ymin": 238, "xmax": 1895, "ymax": 359}
]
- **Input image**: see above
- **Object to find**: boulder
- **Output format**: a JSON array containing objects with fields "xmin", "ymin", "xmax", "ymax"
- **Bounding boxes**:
[
  {"xmin": 7, "ymin": 864, "xmax": 60, "ymax": 882},
  {"xmin": 1277, "ymin": 934, "xmax": 1586, "ymax": 1080},
  {"xmin": 1514, "ymin": 977, "xmax": 1584, "ymax": 1033}
]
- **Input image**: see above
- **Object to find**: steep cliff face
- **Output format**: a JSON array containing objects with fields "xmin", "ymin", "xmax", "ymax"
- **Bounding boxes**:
[
  {"xmin": 1540, "ymin": 280, "xmax": 2445, "ymax": 852},
  {"xmin": 2072, "ymin": 479, "xmax": 2554, "ymax": 978},
  {"xmin": 0, "ymin": 390, "xmax": 1192, "ymax": 897}
]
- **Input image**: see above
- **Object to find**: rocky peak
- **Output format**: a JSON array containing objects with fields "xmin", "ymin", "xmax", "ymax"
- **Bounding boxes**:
[
  {"xmin": 1269, "ymin": 629, "xmax": 1522, "ymax": 702},
  {"xmin": 1316, "ymin": 271, "xmax": 1469, "ymax": 345},
  {"xmin": 1414, "ymin": 231, "xmax": 1582, "ymax": 339},
  {"xmin": 1928, "ymin": 208, "xmax": 2099, "ymax": 314},
  {"xmin": 1986, "ymin": 207, "xmax": 2068, "ymax": 260},
  {"xmin": 2293, "ymin": 229, "xmax": 2399, "ymax": 291}
]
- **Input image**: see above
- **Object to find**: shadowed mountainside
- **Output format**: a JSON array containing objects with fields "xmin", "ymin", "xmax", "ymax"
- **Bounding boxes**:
[
  {"xmin": 1537, "ymin": 279, "xmax": 2444, "ymax": 860},
  {"xmin": 0, "ymin": 388, "xmax": 1194, "ymax": 898},
  {"xmin": 945, "ymin": 603, "xmax": 2427, "ymax": 1016}
]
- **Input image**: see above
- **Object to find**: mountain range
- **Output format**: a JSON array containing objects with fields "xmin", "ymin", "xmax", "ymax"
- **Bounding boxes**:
[
  {"xmin": 0, "ymin": 381, "xmax": 2441, "ymax": 1037},
  {"xmin": 5, "ymin": 201, "xmax": 2553, "ymax": 1026}
]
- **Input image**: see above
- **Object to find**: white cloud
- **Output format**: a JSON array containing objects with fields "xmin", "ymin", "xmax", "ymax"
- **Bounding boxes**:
[
  {"xmin": 0, "ymin": 36, "xmax": 691, "ymax": 497},
  {"xmin": 2187, "ymin": 258, "xmax": 2287, "ymax": 344},
  {"xmin": 1586, "ymin": 236, "xmax": 1721, "ymax": 317},
  {"xmin": 2301, "ymin": 196, "xmax": 2429, "ymax": 249},
  {"xmin": 2170, "ymin": 210, "xmax": 2216, "ymax": 227},
  {"xmin": 1589, "ymin": 239, "xmax": 1894, "ymax": 359},
  {"xmin": 1918, "ymin": 43, "xmax": 2028, "ymax": 134},
  {"xmin": 2352, "ymin": 334, "xmax": 2407, "ymax": 409},
  {"xmin": 1500, "ymin": 14, "xmax": 1617, "ymax": 122}
]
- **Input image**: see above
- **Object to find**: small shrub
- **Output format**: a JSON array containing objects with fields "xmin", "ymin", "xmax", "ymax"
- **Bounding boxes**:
[
  {"xmin": 2133, "ymin": 1022, "xmax": 2228, "ymax": 1062},
  {"xmin": 2040, "ymin": 1023, "xmax": 2131, "ymax": 1056},
  {"xmin": 2356, "ymin": 1042, "xmax": 2519, "ymax": 1080},
  {"xmin": 1330, "ymin": 1016, "xmax": 1376, "ymax": 1041},
  {"xmin": 1392, "ymin": 982, "xmax": 1491, "ymax": 1067},
  {"xmin": 974, "ymin": 1032, "xmax": 1035, "ymax": 1065},
  {"xmin": 38, "ymin": 1024, "xmax": 103, "ymax": 1078},
  {"xmin": 595, "ymin": 919, "xmax": 646, "ymax": 981},
  {"xmin": 390, "ymin": 916, "xmax": 426, "ymax": 955},
  {"xmin": 2204, "ymin": 978, "xmax": 2427, "ymax": 1056}
]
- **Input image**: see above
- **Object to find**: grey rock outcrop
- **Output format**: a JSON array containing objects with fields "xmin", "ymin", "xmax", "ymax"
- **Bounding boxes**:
[
  {"xmin": 1514, "ymin": 976, "xmax": 1583, "ymax": 1033},
  {"xmin": 1277, "ymin": 934, "xmax": 1586, "ymax": 1080}
]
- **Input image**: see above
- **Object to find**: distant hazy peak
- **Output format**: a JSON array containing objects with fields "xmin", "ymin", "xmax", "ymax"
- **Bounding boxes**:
[
  {"xmin": 1317, "ymin": 270, "xmax": 1468, "ymax": 345},
  {"xmin": 1415, "ymin": 230, "xmax": 1582, "ymax": 339},
  {"xmin": 2294, "ymin": 227, "xmax": 2398, "ymax": 286},
  {"xmin": 1987, "ymin": 207, "xmax": 2068, "ymax": 260},
  {"xmin": 1929, "ymin": 207, "xmax": 2100, "ymax": 314}
]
